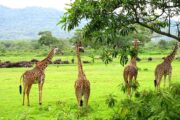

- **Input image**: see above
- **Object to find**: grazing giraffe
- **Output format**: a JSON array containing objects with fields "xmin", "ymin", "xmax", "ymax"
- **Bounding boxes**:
[
  {"xmin": 123, "ymin": 39, "xmax": 139, "ymax": 96},
  {"xmin": 19, "ymin": 48, "xmax": 58, "ymax": 106},
  {"xmin": 74, "ymin": 42, "xmax": 90, "ymax": 116},
  {"xmin": 154, "ymin": 42, "xmax": 179, "ymax": 89}
]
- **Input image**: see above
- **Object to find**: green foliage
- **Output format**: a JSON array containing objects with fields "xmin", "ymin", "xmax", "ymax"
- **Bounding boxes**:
[
  {"xmin": 120, "ymin": 47, "xmax": 129, "ymax": 66},
  {"xmin": 38, "ymin": 31, "xmax": 59, "ymax": 48},
  {"xmin": 82, "ymin": 26, "xmax": 151, "ymax": 63},
  {"xmin": 129, "ymin": 48, "xmax": 138, "ymax": 58},
  {"xmin": 59, "ymin": 0, "xmax": 180, "ymax": 41},
  {"xmin": 56, "ymin": 106, "xmax": 76, "ymax": 120},
  {"xmin": 120, "ymin": 54, "xmax": 128, "ymax": 66},
  {"xmin": 120, "ymin": 80, "xmax": 139, "ymax": 94},
  {"xmin": 131, "ymin": 81, "xmax": 139, "ymax": 92},
  {"xmin": 101, "ymin": 49, "xmax": 113, "ymax": 64},
  {"xmin": 170, "ymin": 83, "xmax": 180, "ymax": 98},
  {"xmin": 109, "ymin": 84, "xmax": 180, "ymax": 120},
  {"xmin": 59, "ymin": 0, "xmax": 160, "ymax": 66},
  {"xmin": 89, "ymin": 53, "xmax": 95, "ymax": 63},
  {"xmin": 158, "ymin": 40, "xmax": 168, "ymax": 49},
  {"xmin": 69, "ymin": 29, "xmax": 83, "ymax": 45},
  {"xmin": 18, "ymin": 111, "xmax": 35, "ymax": 120},
  {"xmin": 105, "ymin": 94, "xmax": 117, "ymax": 108}
]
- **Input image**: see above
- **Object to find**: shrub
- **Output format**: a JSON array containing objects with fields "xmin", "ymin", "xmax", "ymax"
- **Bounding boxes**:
[{"xmin": 108, "ymin": 84, "xmax": 180, "ymax": 120}]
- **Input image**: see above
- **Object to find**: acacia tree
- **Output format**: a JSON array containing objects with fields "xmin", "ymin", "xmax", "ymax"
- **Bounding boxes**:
[
  {"xmin": 38, "ymin": 31, "xmax": 58, "ymax": 48},
  {"xmin": 58, "ymin": 0, "xmax": 179, "ymax": 65},
  {"xmin": 59, "ymin": 0, "xmax": 179, "ymax": 41}
]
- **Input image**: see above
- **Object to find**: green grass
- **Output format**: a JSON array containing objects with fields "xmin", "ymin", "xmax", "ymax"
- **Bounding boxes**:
[{"xmin": 0, "ymin": 55, "xmax": 180, "ymax": 120}]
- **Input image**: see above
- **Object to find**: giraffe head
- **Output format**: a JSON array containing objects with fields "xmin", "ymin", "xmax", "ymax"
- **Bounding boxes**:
[
  {"xmin": 132, "ymin": 39, "xmax": 140, "ymax": 49},
  {"xmin": 76, "ymin": 42, "xmax": 84, "ymax": 52},
  {"xmin": 53, "ymin": 48, "xmax": 59, "ymax": 54},
  {"xmin": 35, "ymin": 48, "xmax": 58, "ymax": 70}
]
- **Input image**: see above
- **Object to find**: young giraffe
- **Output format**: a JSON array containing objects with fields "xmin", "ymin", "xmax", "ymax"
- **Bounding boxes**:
[
  {"xmin": 74, "ymin": 42, "xmax": 90, "ymax": 116},
  {"xmin": 19, "ymin": 48, "xmax": 58, "ymax": 106},
  {"xmin": 154, "ymin": 42, "xmax": 179, "ymax": 89},
  {"xmin": 123, "ymin": 39, "xmax": 139, "ymax": 96}
]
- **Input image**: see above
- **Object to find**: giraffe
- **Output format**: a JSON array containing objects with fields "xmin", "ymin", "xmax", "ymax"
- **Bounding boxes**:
[
  {"xmin": 123, "ymin": 39, "xmax": 139, "ymax": 96},
  {"xmin": 19, "ymin": 48, "xmax": 58, "ymax": 106},
  {"xmin": 74, "ymin": 42, "xmax": 90, "ymax": 117},
  {"xmin": 154, "ymin": 42, "xmax": 179, "ymax": 89}
]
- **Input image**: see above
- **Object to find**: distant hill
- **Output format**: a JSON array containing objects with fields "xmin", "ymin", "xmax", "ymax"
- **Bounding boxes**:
[
  {"xmin": 0, "ymin": 5, "xmax": 178, "ymax": 41},
  {"xmin": 0, "ymin": 6, "xmax": 73, "ymax": 40}
]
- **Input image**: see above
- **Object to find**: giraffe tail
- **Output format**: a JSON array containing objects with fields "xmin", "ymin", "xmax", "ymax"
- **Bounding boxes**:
[
  {"xmin": 80, "ymin": 99, "xmax": 83, "ymax": 106},
  {"xmin": 154, "ymin": 80, "xmax": 157, "ymax": 87},
  {"xmin": 19, "ymin": 75, "xmax": 23, "ymax": 94},
  {"xmin": 19, "ymin": 85, "xmax": 22, "ymax": 94}
]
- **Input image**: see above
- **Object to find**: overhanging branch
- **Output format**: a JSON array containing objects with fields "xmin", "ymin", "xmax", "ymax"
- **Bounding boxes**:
[{"xmin": 137, "ymin": 21, "xmax": 180, "ymax": 42}]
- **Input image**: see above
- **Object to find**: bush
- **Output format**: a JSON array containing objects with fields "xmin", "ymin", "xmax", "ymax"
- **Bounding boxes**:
[{"xmin": 108, "ymin": 83, "xmax": 180, "ymax": 120}]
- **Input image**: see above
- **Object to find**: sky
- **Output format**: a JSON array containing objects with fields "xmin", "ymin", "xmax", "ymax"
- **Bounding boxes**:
[{"xmin": 0, "ymin": 0, "xmax": 72, "ymax": 11}]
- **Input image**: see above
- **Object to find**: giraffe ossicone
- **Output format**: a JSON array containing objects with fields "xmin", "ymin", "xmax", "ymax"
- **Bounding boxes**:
[{"xmin": 53, "ymin": 48, "xmax": 59, "ymax": 54}]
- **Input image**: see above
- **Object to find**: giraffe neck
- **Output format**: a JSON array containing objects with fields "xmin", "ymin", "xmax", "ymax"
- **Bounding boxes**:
[
  {"xmin": 164, "ymin": 43, "xmax": 178, "ymax": 63},
  {"xmin": 130, "ymin": 40, "xmax": 138, "ymax": 66},
  {"xmin": 130, "ymin": 57, "xmax": 136, "ymax": 66},
  {"xmin": 76, "ymin": 46, "xmax": 85, "ymax": 78},
  {"xmin": 36, "ymin": 49, "xmax": 55, "ymax": 71}
]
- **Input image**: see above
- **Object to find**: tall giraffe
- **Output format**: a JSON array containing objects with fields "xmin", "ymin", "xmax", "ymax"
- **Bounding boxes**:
[
  {"xmin": 154, "ymin": 43, "xmax": 179, "ymax": 89},
  {"xmin": 74, "ymin": 42, "xmax": 90, "ymax": 116},
  {"xmin": 19, "ymin": 48, "xmax": 58, "ymax": 106},
  {"xmin": 123, "ymin": 39, "xmax": 139, "ymax": 96}
]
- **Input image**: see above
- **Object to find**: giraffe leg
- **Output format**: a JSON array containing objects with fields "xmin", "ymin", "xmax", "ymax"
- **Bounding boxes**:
[
  {"xmin": 39, "ymin": 74, "xmax": 45, "ymax": 105},
  {"xmin": 75, "ymin": 88, "xmax": 82, "ymax": 118},
  {"xmin": 123, "ymin": 71, "xmax": 128, "ymax": 87},
  {"xmin": 127, "ymin": 84, "xmax": 131, "ymax": 96},
  {"xmin": 164, "ymin": 74, "xmax": 167, "ymax": 88},
  {"xmin": 27, "ymin": 84, "xmax": 32, "ymax": 106},
  {"xmin": 22, "ymin": 84, "xmax": 27, "ymax": 106},
  {"xmin": 124, "ymin": 79, "xmax": 128, "ymax": 93},
  {"xmin": 128, "ymin": 75, "xmax": 133, "ymax": 96},
  {"xmin": 38, "ymin": 83, "xmax": 43, "ymax": 105},
  {"xmin": 168, "ymin": 73, "xmax": 172, "ymax": 87},
  {"xmin": 156, "ymin": 75, "xmax": 163, "ymax": 90},
  {"xmin": 124, "ymin": 71, "xmax": 130, "ymax": 95},
  {"xmin": 84, "ymin": 88, "xmax": 90, "ymax": 118},
  {"xmin": 134, "ymin": 72, "xmax": 138, "ymax": 89},
  {"xmin": 134, "ymin": 70, "xmax": 138, "ymax": 84},
  {"xmin": 38, "ymin": 84, "xmax": 41, "ymax": 105}
]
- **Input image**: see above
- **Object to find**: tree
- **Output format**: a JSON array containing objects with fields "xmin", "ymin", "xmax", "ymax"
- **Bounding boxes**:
[
  {"xmin": 158, "ymin": 40, "xmax": 168, "ymax": 49},
  {"xmin": 58, "ymin": 0, "xmax": 180, "ymax": 65},
  {"xmin": 59, "ymin": 0, "xmax": 180, "ymax": 42},
  {"xmin": 68, "ymin": 25, "xmax": 151, "ymax": 65},
  {"xmin": 38, "ymin": 31, "xmax": 58, "ymax": 48}
]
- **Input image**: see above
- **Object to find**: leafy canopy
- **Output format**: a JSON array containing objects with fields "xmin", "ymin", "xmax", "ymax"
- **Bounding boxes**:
[
  {"xmin": 58, "ymin": 0, "xmax": 179, "ymax": 65},
  {"xmin": 59, "ymin": 0, "xmax": 180, "ymax": 41}
]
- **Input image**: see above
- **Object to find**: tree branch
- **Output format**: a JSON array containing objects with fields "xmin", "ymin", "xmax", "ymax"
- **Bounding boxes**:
[{"xmin": 137, "ymin": 21, "xmax": 180, "ymax": 42}]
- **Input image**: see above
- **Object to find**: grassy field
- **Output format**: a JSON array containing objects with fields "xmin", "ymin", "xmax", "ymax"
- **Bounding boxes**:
[{"xmin": 0, "ymin": 54, "xmax": 180, "ymax": 120}]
